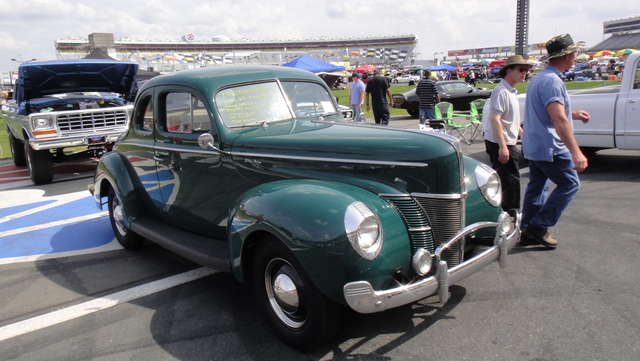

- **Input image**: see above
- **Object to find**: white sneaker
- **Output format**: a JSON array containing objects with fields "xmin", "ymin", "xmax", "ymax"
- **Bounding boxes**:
[{"xmin": 419, "ymin": 124, "xmax": 426, "ymax": 130}]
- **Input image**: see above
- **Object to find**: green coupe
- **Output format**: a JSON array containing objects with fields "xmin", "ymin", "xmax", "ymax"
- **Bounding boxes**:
[{"xmin": 91, "ymin": 65, "xmax": 520, "ymax": 350}]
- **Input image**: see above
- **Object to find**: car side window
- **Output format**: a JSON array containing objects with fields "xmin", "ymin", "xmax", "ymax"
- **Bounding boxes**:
[
  {"xmin": 634, "ymin": 62, "xmax": 640, "ymax": 90},
  {"xmin": 165, "ymin": 92, "xmax": 211, "ymax": 133},
  {"xmin": 133, "ymin": 93, "xmax": 153, "ymax": 133}
]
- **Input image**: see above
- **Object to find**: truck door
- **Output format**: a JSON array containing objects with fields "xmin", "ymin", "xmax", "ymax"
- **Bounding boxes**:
[{"xmin": 616, "ymin": 57, "xmax": 640, "ymax": 149}]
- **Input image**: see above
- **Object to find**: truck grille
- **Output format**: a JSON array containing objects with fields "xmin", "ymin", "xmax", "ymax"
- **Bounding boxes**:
[
  {"xmin": 57, "ymin": 110, "xmax": 128, "ymax": 132},
  {"xmin": 382, "ymin": 195, "xmax": 463, "ymax": 267}
]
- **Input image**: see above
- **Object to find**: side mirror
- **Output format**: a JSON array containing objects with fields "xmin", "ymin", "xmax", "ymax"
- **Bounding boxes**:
[{"xmin": 197, "ymin": 133, "xmax": 229, "ymax": 155}]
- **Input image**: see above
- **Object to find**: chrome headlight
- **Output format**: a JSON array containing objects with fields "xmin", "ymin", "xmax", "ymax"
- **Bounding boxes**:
[
  {"xmin": 475, "ymin": 163, "xmax": 501, "ymax": 207},
  {"xmin": 31, "ymin": 115, "xmax": 54, "ymax": 130},
  {"xmin": 344, "ymin": 201, "xmax": 383, "ymax": 260}
]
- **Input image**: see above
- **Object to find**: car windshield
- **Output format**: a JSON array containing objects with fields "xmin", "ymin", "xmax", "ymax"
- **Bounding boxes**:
[
  {"xmin": 215, "ymin": 81, "xmax": 337, "ymax": 128},
  {"xmin": 439, "ymin": 82, "xmax": 474, "ymax": 93}
]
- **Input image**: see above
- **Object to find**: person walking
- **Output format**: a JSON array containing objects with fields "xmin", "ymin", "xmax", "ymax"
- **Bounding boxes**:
[
  {"xmin": 349, "ymin": 73, "xmax": 366, "ymax": 122},
  {"xmin": 415, "ymin": 69, "xmax": 440, "ymax": 130},
  {"xmin": 483, "ymin": 55, "xmax": 532, "ymax": 218},
  {"xmin": 365, "ymin": 70, "xmax": 394, "ymax": 125},
  {"xmin": 521, "ymin": 33, "xmax": 590, "ymax": 249}
]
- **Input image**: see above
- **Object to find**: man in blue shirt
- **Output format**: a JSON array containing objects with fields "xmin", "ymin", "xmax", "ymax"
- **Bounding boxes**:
[
  {"xmin": 521, "ymin": 34, "xmax": 590, "ymax": 248},
  {"xmin": 349, "ymin": 73, "xmax": 366, "ymax": 122}
]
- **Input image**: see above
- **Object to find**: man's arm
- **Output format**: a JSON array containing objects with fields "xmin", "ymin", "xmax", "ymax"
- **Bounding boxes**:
[
  {"xmin": 386, "ymin": 89, "xmax": 394, "ymax": 106},
  {"xmin": 489, "ymin": 112, "xmax": 510, "ymax": 164},
  {"xmin": 357, "ymin": 91, "xmax": 364, "ymax": 108},
  {"xmin": 365, "ymin": 93, "xmax": 370, "ymax": 111},
  {"xmin": 547, "ymin": 102, "xmax": 588, "ymax": 171}
]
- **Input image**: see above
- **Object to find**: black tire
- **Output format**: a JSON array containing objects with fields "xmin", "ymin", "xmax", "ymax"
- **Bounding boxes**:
[
  {"xmin": 392, "ymin": 79, "xmax": 398, "ymax": 84},
  {"xmin": 253, "ymin": 237, "xmax": 341, "ymax": 350},
  {"xmin": 108, "ymin": 188, "xmax": 144, "ymax": 250},
  {"xmin": 8, "ymin": 130, "xmax": 26, "ymax": 167},
  {"xmin": 24, "ymin": 140, "xmax": 53, "ymax": 184},
  {"xmin": 407, "ymin": 108, "xmax": 419, "ymax": 119}
]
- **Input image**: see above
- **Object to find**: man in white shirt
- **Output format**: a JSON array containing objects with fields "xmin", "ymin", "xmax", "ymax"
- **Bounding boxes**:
[{"xmin": 483, "ymin": 55, "xmax": 532, "ymax": 218}]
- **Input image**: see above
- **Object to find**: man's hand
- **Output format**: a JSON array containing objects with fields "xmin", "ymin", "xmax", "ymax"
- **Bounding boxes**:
[
  {"xmin": 572, "ymin": 151, "xmax": 588, "ymax": 172},
  {"xmin": 572, "ymin": 110, "xmax": 590, "ymax": 124},
  {"xmin": 498, "ymin": 146, "xmax": 510, "ymax": 164}
]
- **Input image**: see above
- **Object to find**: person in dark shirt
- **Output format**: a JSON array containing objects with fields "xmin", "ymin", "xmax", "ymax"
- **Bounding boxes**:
[
  {"xmin": 415, "ymin": 70, "xmax": 441, "ymax": 130},
  {"xmin": 365, "ymin": 70, "xmax": 394, "ymax": 125}
]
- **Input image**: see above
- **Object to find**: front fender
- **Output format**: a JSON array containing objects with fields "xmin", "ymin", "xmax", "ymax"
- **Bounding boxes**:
[
  {"xmin": 93, "ymin": 151, "xmax": 143, "ymax": 229},
  {"xmin": 229, "ymin": 179, "xmax": 411, "ymax": 304},
  {"xmin": 463, "ymin": 156, "xmax": 502, "ymax": 236}
]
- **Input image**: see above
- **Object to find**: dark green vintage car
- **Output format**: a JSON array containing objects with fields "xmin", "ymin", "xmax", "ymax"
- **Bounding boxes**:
[{"xmin": 91, "ymin": 65, "xmax": 520, "ymax": 350}]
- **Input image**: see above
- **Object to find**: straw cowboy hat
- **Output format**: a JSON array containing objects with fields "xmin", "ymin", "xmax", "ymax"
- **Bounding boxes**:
[
  {"xmin": 498, "ymin": 55, "xmax": 533, "ymax": 78},
  {"xmin": 542, "ymin": 33, "xmax": 586, "ymax": 61}
]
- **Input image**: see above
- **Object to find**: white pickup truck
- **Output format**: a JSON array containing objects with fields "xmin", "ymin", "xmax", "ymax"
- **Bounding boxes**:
[{"xmin": 516, "ymin": 51, "xmax": 640, "ymax": 153}]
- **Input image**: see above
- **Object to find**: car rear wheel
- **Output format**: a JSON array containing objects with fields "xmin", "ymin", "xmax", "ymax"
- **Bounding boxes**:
[
  {"xmin": 108, "ymin": 188, "xmax": 144, "ymax": 250},
  {"xmin": 24, "ymin": 140, "xmax": 53, "ymax": 184},
  {"xmin": 407, "ymin": 108, "xmax": 419, "ymax": 119},
  {"xmin": 8, "ymin": 130, "xmax": 26, "ymax": 167},
  {"xmin": 253, "ymin": 236, "xmax": 341, "ymax": 350}
]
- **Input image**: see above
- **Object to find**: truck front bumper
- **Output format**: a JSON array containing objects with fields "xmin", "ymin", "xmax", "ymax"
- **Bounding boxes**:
[
  {"xmin": 343, "ymin": 212, "xmax": 520, "ymax": 313},
  {"xmin": 28, "ymin": 131, "xmax": 125, "ymax": 150}
]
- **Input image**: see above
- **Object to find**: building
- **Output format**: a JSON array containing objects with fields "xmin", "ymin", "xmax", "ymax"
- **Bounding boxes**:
[{"xmin": 54, "ymin": 33, "xmax": 418, "ymax": 71}]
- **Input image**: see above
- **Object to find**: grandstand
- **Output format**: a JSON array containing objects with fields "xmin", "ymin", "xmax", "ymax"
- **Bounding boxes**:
[{"xmin": 54, "ymin": 33, "xmax": 418, "ymax": 71}]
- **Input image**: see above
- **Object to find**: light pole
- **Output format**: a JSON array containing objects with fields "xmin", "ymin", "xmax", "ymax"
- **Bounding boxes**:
[{"xmin": 433, "ymin": 52, "xmax": 443, "ymax": 66}]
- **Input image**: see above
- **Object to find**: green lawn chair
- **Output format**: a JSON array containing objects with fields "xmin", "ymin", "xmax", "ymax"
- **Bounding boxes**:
[
  {"xmin": 435, "ymin": 102, "xmax": 472, "ymax": 144},
  {"xmin": 467, "ymin": 99, "xmax": 487, "ymax": 142}
]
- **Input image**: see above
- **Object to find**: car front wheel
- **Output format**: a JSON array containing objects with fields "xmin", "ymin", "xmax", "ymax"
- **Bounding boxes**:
[
  {"xmin": 108, "ymin": 188, "xmax": 144, "ymax": 250},
  {"xmin": 25, "ymin": 140, "xmax": 53, "ymax": 184},
  {"xmin": 253, "ymin": 236, "xmax": 341, "ymax": 350}
]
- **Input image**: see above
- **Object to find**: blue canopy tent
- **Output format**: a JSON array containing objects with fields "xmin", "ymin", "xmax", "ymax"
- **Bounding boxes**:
[
  {"xmin": 430, "ymin": 64, "xmax": 457, "ymax": 72},
  {"xmin": 282, "ymin": 55, "xmax": 345, "ymax": 73}
]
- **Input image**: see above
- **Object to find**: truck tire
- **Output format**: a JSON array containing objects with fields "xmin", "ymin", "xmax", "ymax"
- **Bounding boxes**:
[
  {"xmin": 253, "ymin": 236, "xmax": 341, "ymax": 350},
  {"xmin": 24, "ymin": 140, "xmax": 53, "ymax": 184},
  {"xmin": 108, "ymin": 187, "xmax": 144, "ymax": 250},
  {"xmin": 8, "ymin": 131, "xmax": 26, "ymax": 167}
]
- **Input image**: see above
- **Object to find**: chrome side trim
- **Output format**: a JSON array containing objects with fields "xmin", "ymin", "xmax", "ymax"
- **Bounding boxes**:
[{"xmin": 343, "ymin": 212, "xmax": 520, "ymax": 314}]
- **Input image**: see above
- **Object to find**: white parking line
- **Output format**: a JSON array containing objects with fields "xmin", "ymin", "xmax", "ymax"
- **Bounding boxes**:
[
  {"xmin": 0, "ymin": 190, "xmax": 91, "ymax": 224},
  {"xmin": 0, "ymin": 212, "xmax": 108, "ymax": 238},
  {"xmin": 0, "ymin": 267, "xmax": 218, "ymax": 342},
  {"xmin": 0, "ymin": 238, "xmax": 124, "ymax": 265}
]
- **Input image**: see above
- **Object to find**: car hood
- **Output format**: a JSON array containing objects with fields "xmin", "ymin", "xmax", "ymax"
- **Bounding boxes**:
[
  {"xmin": 15, "ymin": 59, "xmax": 138, "ymax": 103},
  {"xmin": 229, "ymin": 120, "xmax": 462, "ymax": 195}
]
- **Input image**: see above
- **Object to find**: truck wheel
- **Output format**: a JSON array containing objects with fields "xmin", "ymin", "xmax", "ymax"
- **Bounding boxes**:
[
  {"xmin": 24, "ymin": 141, "xmax": 53, "ymax": 184},
  {"xmin": 108, "ymin": 188, "xmax": 144, "ymax": 250},
  {"xmin": 407, "ymin": 108, "xmax": 419, "ymax": 118},
  {"xmin": 8, "ymin": 131, "xmax": 26, "ymax": 166},
  {"xmin": 253, "ymin": 237, "xmax": 341, "ymax": 350}
]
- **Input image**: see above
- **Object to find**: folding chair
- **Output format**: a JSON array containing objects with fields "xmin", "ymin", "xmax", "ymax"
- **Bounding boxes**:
[
  {"xmin": 467, "ymin": 99, "xmax": 487, "ymax": 142},
  {"xmin": 435, "ymin": 102, "xmax": 472, "ymax": 144}
]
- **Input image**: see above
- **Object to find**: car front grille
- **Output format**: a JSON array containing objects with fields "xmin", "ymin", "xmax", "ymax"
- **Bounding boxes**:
[
  {"xmin": 57, "ymin": 110, "xmax": 129, "ymax": 132},
  {"xmin": 382, "ymin": 195, "xmax": 463, "ymax": 268}
]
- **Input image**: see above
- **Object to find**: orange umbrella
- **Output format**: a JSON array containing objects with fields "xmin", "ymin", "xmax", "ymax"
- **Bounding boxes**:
[{"xmin": 590, "ymin": 50, "xmax": 614, "ymax": 58}]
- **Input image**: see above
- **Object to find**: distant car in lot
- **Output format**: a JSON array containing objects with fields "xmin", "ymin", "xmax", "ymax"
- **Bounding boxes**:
[
  {"xmin": 392, "ymin": 80, "xmax": 492, "ymax": 118},
  {"xmin": 392, "ymin": 74, "xmax": 420, "ymax": 85}
]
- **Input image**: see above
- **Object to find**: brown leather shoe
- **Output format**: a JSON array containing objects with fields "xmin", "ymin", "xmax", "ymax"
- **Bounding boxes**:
[{"xmin": 522, "ymin": 225, "xmax": 558, "ymax": 249}]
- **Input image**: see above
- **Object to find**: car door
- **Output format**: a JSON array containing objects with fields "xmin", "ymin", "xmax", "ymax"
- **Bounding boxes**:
[
  {"xmin": 153, "ymin": 87, "xmax": 228, "ymax": 238},
  {"xmin": 616, "ymin": 57, "xmax": 640, "ymax": 150},
  {"xmin": 120, "ymin": 89, "xmax": 166, "ymax": 214}
]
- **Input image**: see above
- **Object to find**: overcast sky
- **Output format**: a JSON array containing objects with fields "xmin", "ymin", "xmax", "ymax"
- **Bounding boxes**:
[{"xmin": 1, "ymin": 0, "xmax": 639, "ymax": 71}]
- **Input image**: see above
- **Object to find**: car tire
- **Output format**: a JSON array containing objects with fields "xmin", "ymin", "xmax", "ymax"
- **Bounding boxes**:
[
  {"xmin": 392, "ymin": 79, "xmax": 398, "ymax": 84},
  {"xmin": 24, "ymin": 140, "xmax": 53, "ymax": 184},
  {"xmin": 108, "ymin": 187, "xmax": 144, "ymax": 250},
  {"xmin": 8, "ymin": 130, "xmax": 26, "ymax": 167},
  {"xmin": 407, "ymin": 108, "xmax": 419, "ymax": 119},
  {"xmin": 253, "ymin": 236, "xmax": 341, "ymax": 350}
]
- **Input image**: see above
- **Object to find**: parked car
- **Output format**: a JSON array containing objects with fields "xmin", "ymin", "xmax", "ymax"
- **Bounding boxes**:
[
  {"xmin": 90, "ymin": 65, "xmax": 519, "ymax": 350},
  {"xmin": 2, "ymin": 59, "xmax": 138, "ymax": 184},
  {"xmin": 392, "ymin": 74, "xmax": 420, "ymax": 85},
  {"xmin": 392, "ymin": 80, "xmax": 492, "ymax": 118}
]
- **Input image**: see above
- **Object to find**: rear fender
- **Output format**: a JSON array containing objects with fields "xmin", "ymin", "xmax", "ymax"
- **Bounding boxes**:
[{"xmin": 93, "ymin": 151, "xmax": 143, "ymax": 229}]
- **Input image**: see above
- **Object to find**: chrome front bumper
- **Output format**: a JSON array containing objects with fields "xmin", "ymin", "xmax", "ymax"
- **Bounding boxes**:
[
  {"xmin": 343, "ymin": 212, "xmax": 520, "ymax": 313},
  {"xmin": 28, "ymin": 131, "xmax": 125, "ymax": 150}
]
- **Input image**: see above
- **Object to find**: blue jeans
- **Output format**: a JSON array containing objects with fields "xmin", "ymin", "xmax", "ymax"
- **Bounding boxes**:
[
  {"xmin": 350, "ymin": 104, "xmax": 362, "ymax": 121},
  {"xmin": 419, "ymin": 107, "xmax": 436, "ymax": 125},
  {"xmin": 521, "ymin": 152, "xmax": 580, "ymax": 231}
]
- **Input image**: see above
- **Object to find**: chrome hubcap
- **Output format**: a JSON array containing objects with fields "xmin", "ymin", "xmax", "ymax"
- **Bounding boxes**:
[
  {"xmin": 111, "ymin": 196, "xmax": 127, "ymax": 236},
  {"xmin": 264, "ymin": 258, "xmax": 307, "ymax": 329}
]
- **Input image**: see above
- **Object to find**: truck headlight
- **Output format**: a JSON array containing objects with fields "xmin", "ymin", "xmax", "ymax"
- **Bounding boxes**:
[
  {"xmin": 344, "ymin": 201, "xmax": 383, "ymax": 260},
  {"xmin": 31, "ymin": 115, "xmax": 54, "ymax": 130},
  {"xmin": 475, "ymin": 163, "xmax": 501, "ymax": 207}
]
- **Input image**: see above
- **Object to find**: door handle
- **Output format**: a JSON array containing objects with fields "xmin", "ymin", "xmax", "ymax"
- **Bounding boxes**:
[{"xmin": 629, "ymin": 99, "xmax": 640, "ymax": 103}]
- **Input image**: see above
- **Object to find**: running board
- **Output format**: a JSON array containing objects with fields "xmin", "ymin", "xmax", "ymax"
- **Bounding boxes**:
[{"xmin": 130, "ymin": 216, "xmax": 230, "ymax": 272}]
